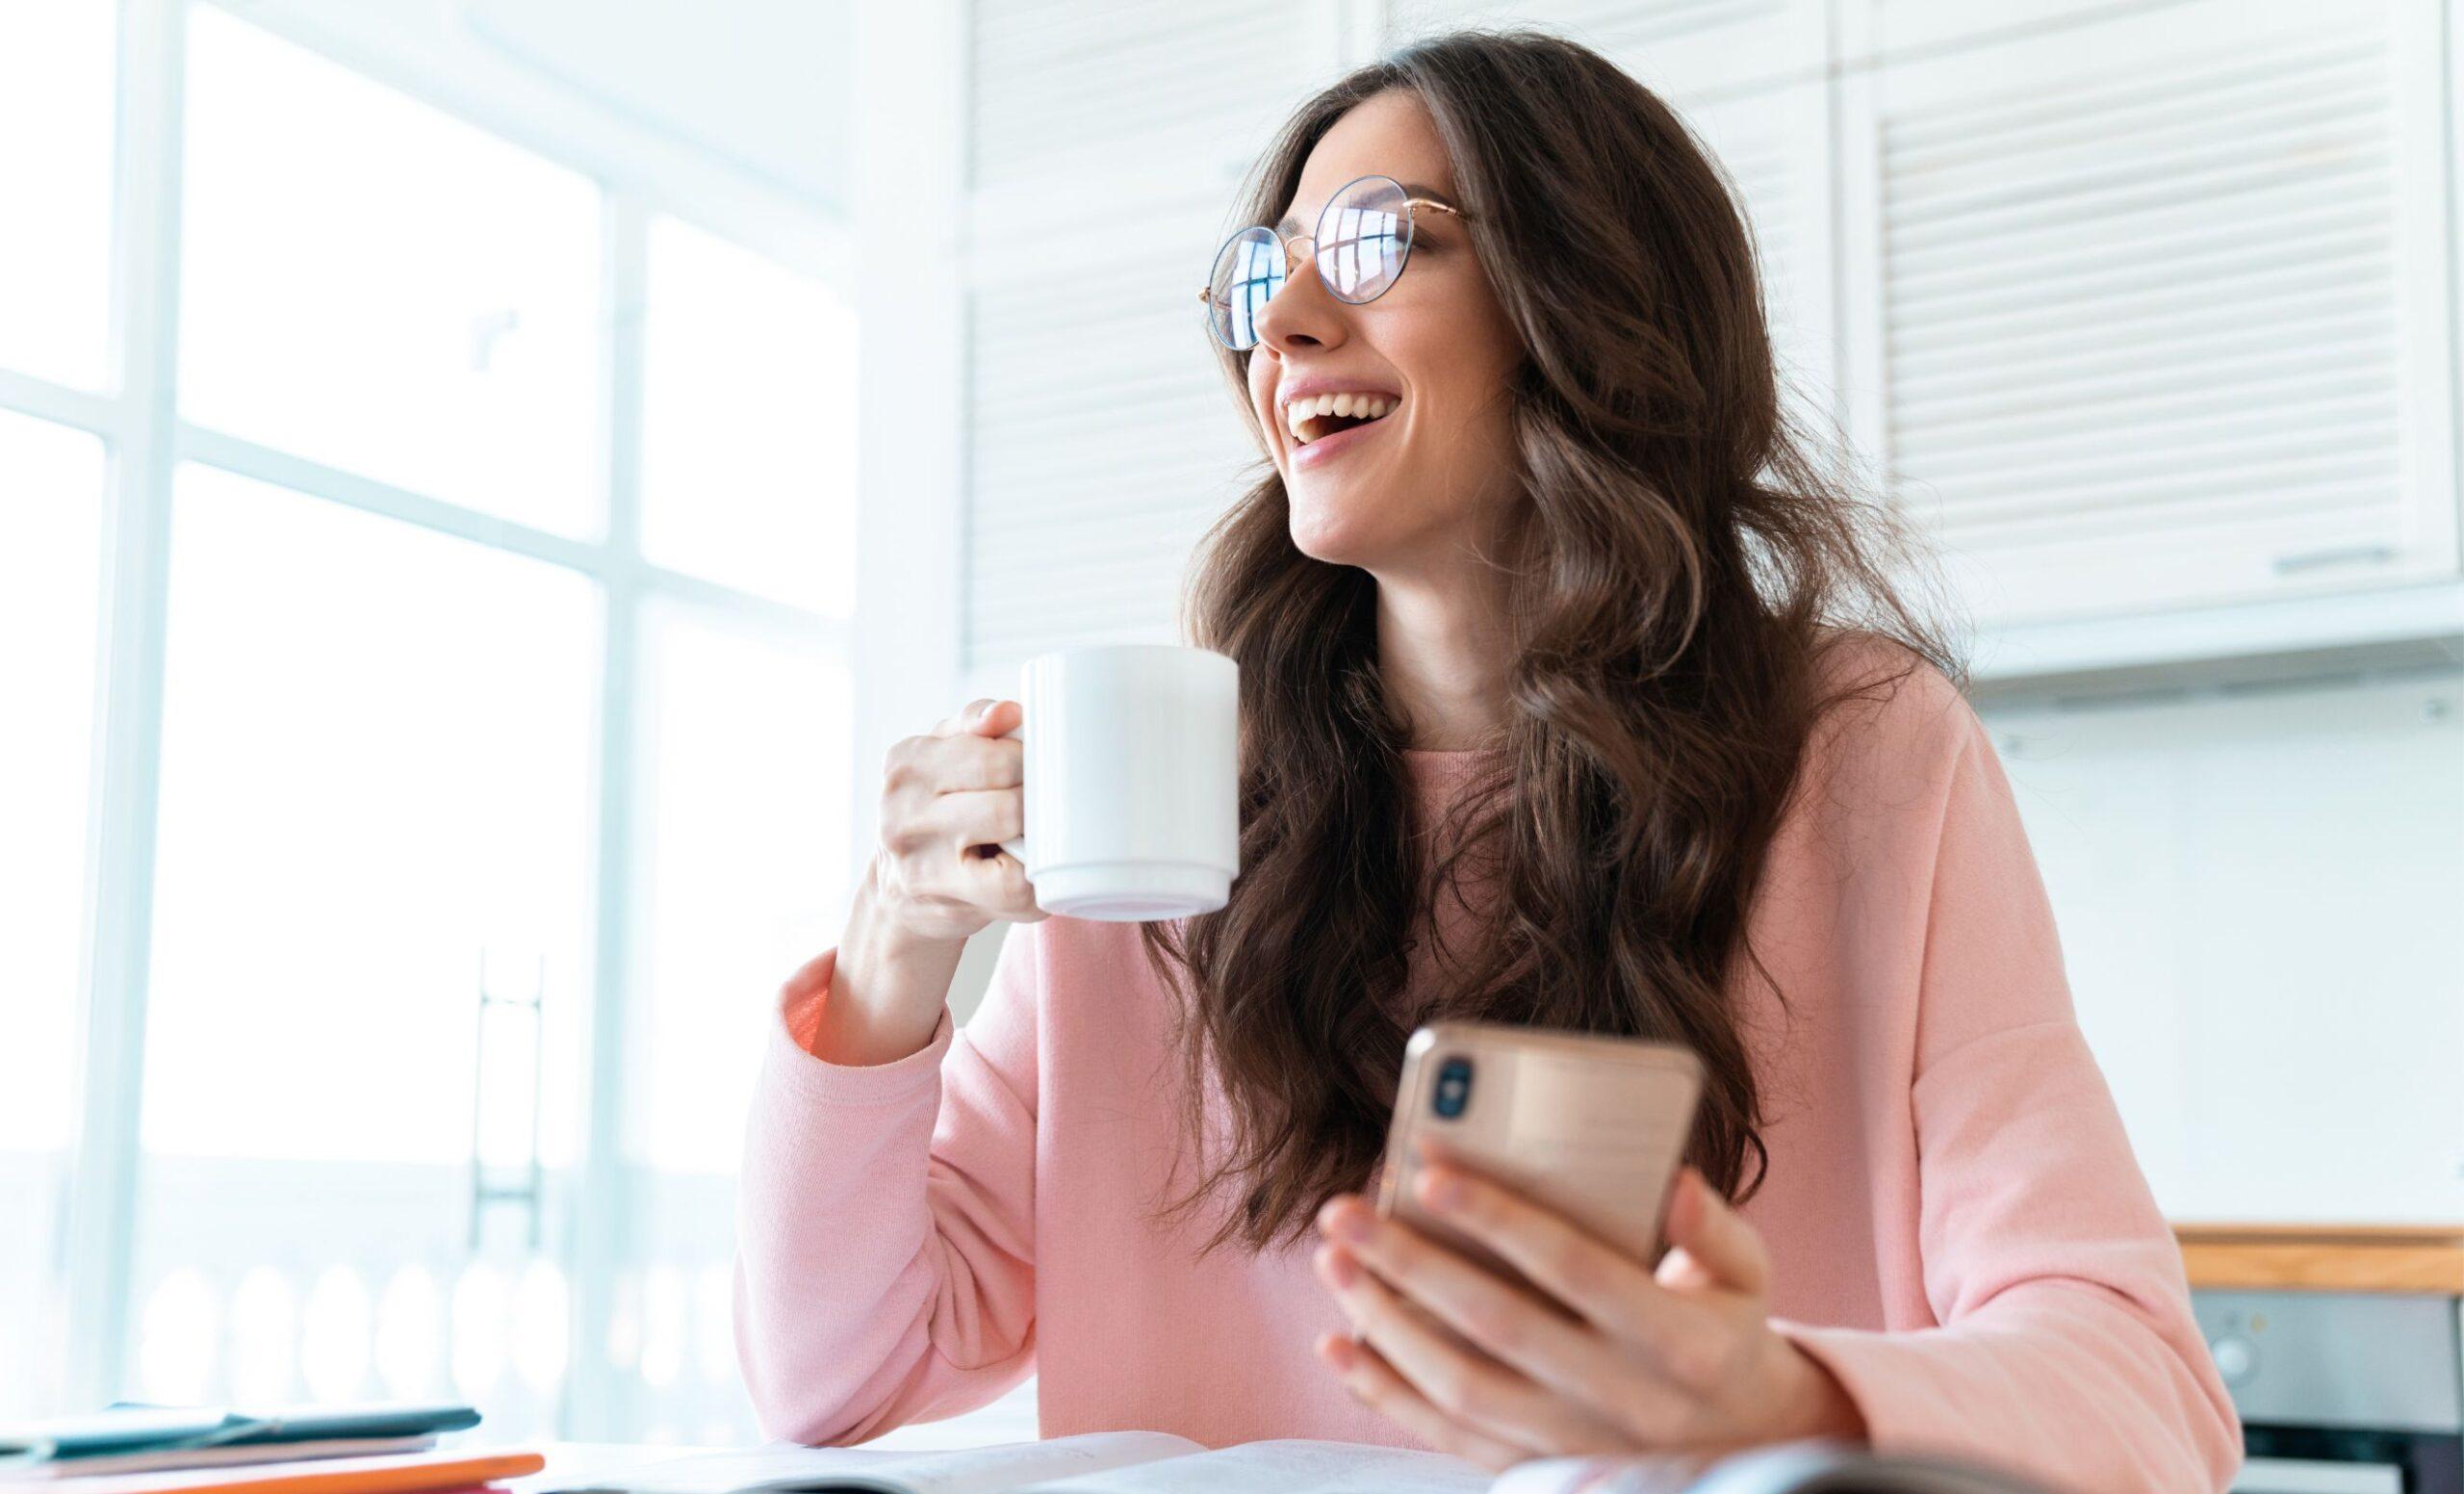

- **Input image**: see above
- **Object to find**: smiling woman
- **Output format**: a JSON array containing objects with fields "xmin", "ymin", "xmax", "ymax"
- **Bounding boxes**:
[{"xmin": 732, "ymin": 27, "xmax": 2244, "ymax": 1494}]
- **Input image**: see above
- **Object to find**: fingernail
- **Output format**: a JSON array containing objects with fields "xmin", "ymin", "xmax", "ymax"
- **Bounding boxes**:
[
  {"xmin": 1316, "ymin": 1243, "xmax": 1359, "ymax": 1290},
  {"xmin": 1417, "ymin": 1165, "xmax": 1462, "ymax": 1212}
]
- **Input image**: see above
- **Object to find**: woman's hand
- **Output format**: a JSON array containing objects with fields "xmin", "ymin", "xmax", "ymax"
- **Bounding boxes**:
[
  {"xmin": 812, "ymin": 698, "xmax": 1046, "ymax": 1068},
  {"xmin": 1309, "ymin": 1137, "xmax": 1867, "ymax": 1472},
  {"xmin": 871, "ymin": 697, "xmax": 1047, "ymax": 947}
]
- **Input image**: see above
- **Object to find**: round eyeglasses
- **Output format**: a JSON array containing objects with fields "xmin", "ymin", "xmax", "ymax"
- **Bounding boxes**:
[{"xmin": 1199, "ymin": 173, "xmax": 1466, "ymax": 352}]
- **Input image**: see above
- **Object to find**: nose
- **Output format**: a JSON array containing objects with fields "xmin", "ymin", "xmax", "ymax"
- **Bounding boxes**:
[{"xmin": 1251, "ymin": 245, "xmax": 1348, "ymax": 355}]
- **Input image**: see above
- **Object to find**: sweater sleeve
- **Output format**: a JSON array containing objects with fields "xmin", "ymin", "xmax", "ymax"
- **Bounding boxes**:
[
  {"xmin": 1767, "ymin": 705, "xmax": 2245, "ymax": 1494},
  {"xmin": 731, "ymin": 918, "xmax": 1042, "ymax": 1445}
]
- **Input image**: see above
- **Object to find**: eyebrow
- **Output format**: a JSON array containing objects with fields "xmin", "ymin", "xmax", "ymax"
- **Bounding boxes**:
[{"xmin": 1273, "ymin": 181, "xmax": 1458, "ymax": 238}]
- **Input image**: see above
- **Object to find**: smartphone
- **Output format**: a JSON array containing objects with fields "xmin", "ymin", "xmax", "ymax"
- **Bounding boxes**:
[{"xmin": 1375, "ymin": 1020, "xmax": 1705, "ymax": 1291}]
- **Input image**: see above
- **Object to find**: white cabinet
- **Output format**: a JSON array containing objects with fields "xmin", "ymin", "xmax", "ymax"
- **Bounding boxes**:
[
  {"xmin": 1385, "ymin": 0, "xmax": 1827, "ymax": 101},
  {"xmin": 1837, "ymin": 0, "xmax": 2460, "ymax": 631},
  {"xmin": 1837, "ymin": 0, "xmax": 2175, "ymax": 67}
]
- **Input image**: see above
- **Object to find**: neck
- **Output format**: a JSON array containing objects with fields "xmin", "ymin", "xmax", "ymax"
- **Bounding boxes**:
[{"xmin": 1373, "ymin": 572, "xmax": 1513, "ymax": 751}]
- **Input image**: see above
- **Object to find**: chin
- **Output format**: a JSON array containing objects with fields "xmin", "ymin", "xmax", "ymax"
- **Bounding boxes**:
[{"xmin": 1285, "ymin": 487, "xmax": 1394, "ymax": 565}]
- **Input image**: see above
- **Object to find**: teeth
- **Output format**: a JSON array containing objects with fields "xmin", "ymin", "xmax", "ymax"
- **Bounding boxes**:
[{"xmin": 1283, "ymin": 392, "xmax": 1398, "ymax": 443}]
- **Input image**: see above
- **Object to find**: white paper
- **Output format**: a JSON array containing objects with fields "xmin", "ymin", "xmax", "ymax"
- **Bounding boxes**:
[
  {"xmin": 1488, "ymin": 1451, "xmax": 1717, "ymax": 1494},
  {"xmin": 1006, "ymin": 1438, "xmax": 1496, "ymax": 1494}
]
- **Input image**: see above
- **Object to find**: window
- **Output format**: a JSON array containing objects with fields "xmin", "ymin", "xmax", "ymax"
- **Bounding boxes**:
[
  {"xmin": 4, "ymin": 1, "xmax": 858, "ymax": 1436},
  {"xmin": 609, "ymin": 598, "xmax": 851, "ymax": 1440},
  {"xmin": 179, "ymin": 6, "xmax": 603, "ymax": 538},
  {"xmin": 130, "ymin": 466, "xmax": 599, "ymax": 1431},
  {"xmin": 641, "ymin": 214, "xmax": 858, "ymax": 612},
  {"xmin": 0, "ymin": 2, "xmax": 116, "ymax": 390},
  {"xmin": 0, "ymin": 411, "xmax": 110, "ymax": 1418}
]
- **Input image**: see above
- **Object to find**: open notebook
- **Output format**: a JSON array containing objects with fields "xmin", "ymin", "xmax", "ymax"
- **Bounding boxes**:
[{"xmin": 543, "ymin": 1434, "xmax": 2057, "ymax": 1494}]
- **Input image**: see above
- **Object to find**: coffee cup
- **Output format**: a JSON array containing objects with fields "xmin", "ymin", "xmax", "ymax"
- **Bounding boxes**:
[{"xmin": 992, "ymin": 643, "xmax": 1240, "ymax": 920}]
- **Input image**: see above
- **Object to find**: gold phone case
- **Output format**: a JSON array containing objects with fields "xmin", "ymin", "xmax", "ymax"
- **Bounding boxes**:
[{"xmin": 1375, "ymin": 1020, "xmax": 1705, "ymax": 1286}]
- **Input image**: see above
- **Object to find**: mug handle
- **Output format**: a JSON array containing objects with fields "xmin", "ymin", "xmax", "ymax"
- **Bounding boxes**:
[{"xmin": 996, "ymin": 720, "xmax": 1027, "ymax": 864}]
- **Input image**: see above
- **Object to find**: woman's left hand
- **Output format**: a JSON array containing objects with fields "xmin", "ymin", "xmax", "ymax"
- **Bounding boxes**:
[{"xmin": 1310, "ymin": 1137, "xmax": 1867, "ymax": 1472}]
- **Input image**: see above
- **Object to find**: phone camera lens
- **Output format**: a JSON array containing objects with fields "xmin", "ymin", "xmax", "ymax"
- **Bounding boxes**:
[{"xmin": 1432, "ymin": 1056, "xmax": 1474, "ymax": 1119}]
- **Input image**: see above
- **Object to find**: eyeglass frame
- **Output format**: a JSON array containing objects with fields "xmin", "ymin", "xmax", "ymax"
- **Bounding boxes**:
[{"xmin": 1197, "ymin": 172, "xmax": 1469, "ymax": 350}]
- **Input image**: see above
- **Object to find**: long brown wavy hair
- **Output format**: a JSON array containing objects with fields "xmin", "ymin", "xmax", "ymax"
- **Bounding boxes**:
[{"xmin": 1133, "ymin": 28, "xmax": 1968, "ymax": 1256}]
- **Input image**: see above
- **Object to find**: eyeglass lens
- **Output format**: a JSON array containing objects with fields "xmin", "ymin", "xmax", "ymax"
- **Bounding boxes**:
[{"xmin": 1206, "ymin": 175, "xmax": 1415, "ymax": 350}]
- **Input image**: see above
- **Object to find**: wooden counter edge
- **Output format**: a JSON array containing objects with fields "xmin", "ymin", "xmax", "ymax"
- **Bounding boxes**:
[{"xmin": 2172, "ymin": 1223, "xmax": 2464, "ymax": 1293}]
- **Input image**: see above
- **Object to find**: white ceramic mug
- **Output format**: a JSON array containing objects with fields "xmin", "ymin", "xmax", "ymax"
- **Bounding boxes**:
[{"xmin": 993, "ymin": 643, "xmax": 1240, "ymax": 920}]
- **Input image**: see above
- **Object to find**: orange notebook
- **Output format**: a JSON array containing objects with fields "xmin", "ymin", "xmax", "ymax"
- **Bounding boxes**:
[{"xmin": 47, "ymin": 1450, "xmax": 544, "ymax": 1494}]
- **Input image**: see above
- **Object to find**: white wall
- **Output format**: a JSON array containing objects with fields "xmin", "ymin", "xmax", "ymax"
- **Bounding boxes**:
[{"xmin": 1984, "ymin": 664, "xmax": 2464, "ymax": 1224}]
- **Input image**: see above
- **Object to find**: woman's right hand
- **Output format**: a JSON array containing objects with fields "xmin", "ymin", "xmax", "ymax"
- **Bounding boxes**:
[{"xmin": 866, "ymin": 696, "xmax": 1048, "ymax": 948}]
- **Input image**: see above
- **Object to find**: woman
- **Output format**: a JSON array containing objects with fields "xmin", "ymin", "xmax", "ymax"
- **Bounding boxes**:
[{"xmin": 732, "ymin": 30, "xmax": 2242, "ymax": 1494}]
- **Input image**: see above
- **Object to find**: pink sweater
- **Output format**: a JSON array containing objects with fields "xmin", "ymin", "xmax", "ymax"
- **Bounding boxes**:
[{"xmin": 732, "ymin": 653, "xmax": 2245, "ymax": 1494}]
